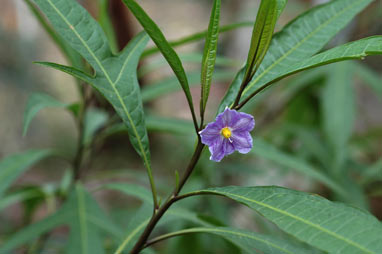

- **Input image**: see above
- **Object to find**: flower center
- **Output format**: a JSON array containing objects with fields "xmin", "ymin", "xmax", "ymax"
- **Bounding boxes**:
[{"xmin": 221, "ymin": 127, "xmax": 232, "ymax": 139}]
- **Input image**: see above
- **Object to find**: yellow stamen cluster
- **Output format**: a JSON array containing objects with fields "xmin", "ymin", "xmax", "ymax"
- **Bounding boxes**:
[{"xmin": 221, "ymin": 127, "xmax": 232, "ymax": 139}]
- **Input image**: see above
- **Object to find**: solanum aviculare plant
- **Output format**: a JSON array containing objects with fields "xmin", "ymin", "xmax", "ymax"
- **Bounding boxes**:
[{"xmin": 1, "ymin": 0, "xmax": 382, "ymax": 253}]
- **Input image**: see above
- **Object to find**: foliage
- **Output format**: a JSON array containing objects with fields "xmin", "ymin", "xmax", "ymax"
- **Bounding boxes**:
[{"xmin": 1, "ymin": 0, "xmax": 381, "ymax": 253}]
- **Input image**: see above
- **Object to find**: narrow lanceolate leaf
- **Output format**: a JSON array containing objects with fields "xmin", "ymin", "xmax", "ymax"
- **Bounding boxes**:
[
  {"xmin": 243, "ymin": 0, "xmax": 278, "ymax": 84},
  {"xmin": 148, "ymin": 227, "xmax": 321, "ymax": 254},
  {"xmin": 65, "ymin": 184, "xmax": 107, "ymax": 254},
  {"xmin": 23, "ymin": 93, "xmax": 68, "ymax": 136},
  {"xmin": 237, "ymin": 36, "xmax": 382, "ymax": 106},
  {"xmin": 322, "ymin": 62, "xmax": 355, "ymax": 173},
  {"xmin": 0, "ymin": 189, "xmax": 41, "ymax": 212},
  {"xmin": 35, "ymin": 62, "xmax": 94, "ymax": 84},
  {"xmin": 195, "ymin": 186, "xmax": 382, "ymax": 254},
  {"xmin": 276, "ymin": 0, "xmax": 288, "ymax": 20},
  {"xmin": 121, "ymin": 0, "xmax": 198, "ymax": 130},
  {"xmin": 32, "ymin": 0, "xmax": 153, "ymax": 195},
  {"xmin": 200, "ymin": 0, "xmax": 221, "ymax": 116},
  {"xmin": 219, "ymin": 0, "xmax": 373, "ymax": 110},
  {"xmin": 275, "ymin": 36, "xmax": 382, "ymax": 83},
  {"xmin": 0, "ymin": 150, "xmax": 51, "ymax": 199},
  {"xmin": 0, "ymin": 184, "xmax": 121, "ymax": 253}
]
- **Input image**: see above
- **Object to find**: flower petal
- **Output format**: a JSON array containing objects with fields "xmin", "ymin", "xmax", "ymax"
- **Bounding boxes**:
[
  {"xmin": 231, "ymin": 131, "xmax": 253, "ymax": 154},
  {"xmin": 224, "ymin": 138, "xmax": 235, "ymax": 155},
  {"xmin": 209, "ymin": 137, "xmax": 225, "ymax": 162},
  {"xmin": 231, "ymin": 112, "xmax": 255, "ymax": 132},
  {"xmin": 210, "ymin": 138, "xmax": 235, "ymax": 162},
  {"xmin": 199, "ymin": 122, "xmax": 221, "ymax": 147},
  {"xmin": 221, "ymin": 108, "xmax": 233, "ymax": 126}
]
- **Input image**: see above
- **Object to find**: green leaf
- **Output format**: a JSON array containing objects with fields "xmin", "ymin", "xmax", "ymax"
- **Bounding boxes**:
[
  {"xmin": 23, "ymin": 93, "xmax": 68, "ymax": 136},
  {"xmin": 122, "ymin": 0, "xmax": 197, "ymax": 130},
  {"xmin": 32, "ymin": 0, "xmax": 154, "ymax": 198},
  {"xmin": 65, "ymin": 185, "xmax": 106, "ymax": 254},
  {"xmin": 35, "ymin": 62, "xmax": 94, "ymax": 84},
  {"xmin": 251, "ymin": 139, "xmax": 348, "ymax": 198},
  {"xmin": 0, "ymin": 204, "xmax": 70, "ymax": 252},
  {"xmin": 243, "ymin": 0, "xmax": 278, "ymax": 83},
  {"xmin": 0, "ymin": 183, "xmax": 121, "ymax": 253},
  {"xmin": 239, "ymin": 35, "xmax": 382, "ymax": 109},
  {"xmin": 322, "ymin": 62, "xmax": 355, "ymax": 172},
  {"xmin": 276, "ymin": 0, "xmax": 288, "ymax": 20},
  {"xmin": 0, "ymin": 188, "xmax": 42, "ymax": 212},
  {"xmin": 141, "ymin": 22, "xmax": 253, "ymax": 58},
  {"xmin": 23, "ymin": 0, "xmax": 82, "ymax": 69},
  {"xmin": 200, "ymin": 0, "xmax": 221, "ymax": 116},
  {"xmin": 148, "ymin": 227, "xmax": 320, "ymax": 254},
  {"xmin": 0, "ymin": 150, "xmax": 52, "ymax": 199},
  {"xmin": 194, "ymin": 186, "xmax": 382, "ymax": 254},
  {"xmin": 279, "ymin": 36, "xmax": 382, "ymax": 84},
  {"xmin": 33, "ymin": 0, "xmax": 112, "ymax": 68},
  {"xmin": 219, "ymin": 0, "xmax": 373, "ymax": 109}
]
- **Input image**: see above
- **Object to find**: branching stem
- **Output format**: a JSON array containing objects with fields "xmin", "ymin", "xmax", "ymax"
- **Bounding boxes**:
[{"xmin": 129, "ymin": 140, "xmax": 205, "ymax": 254}]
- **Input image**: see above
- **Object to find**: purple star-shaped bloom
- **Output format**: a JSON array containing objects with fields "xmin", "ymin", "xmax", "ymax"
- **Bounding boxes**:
[{"xmin": 199, "ymin": 108, "xmax": 255, "ymax": 162}]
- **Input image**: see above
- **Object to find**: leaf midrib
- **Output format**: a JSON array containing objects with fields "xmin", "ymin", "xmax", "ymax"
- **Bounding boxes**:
[
  {"xmin": 210, "ymin": 190, "xmax": 374, "ymax": 254},
  {"xmin": 46, "ymin": 0, "xmax": 150, "ymax": 170},
  {"xmin": 241, "ymin": 0, "xmax": 365, "ymax": 98}
]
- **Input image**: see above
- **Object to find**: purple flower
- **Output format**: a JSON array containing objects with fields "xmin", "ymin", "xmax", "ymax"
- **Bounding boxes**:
[{"xmin": 199, "ymin": 108, "xmax": 255, "ymax": 162}]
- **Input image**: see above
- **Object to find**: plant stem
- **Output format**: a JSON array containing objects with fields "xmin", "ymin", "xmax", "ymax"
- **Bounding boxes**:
[
  {"xmin": 73, "ymin": 84, "xmax": 91, "ymax": 181},
  {"xmin": 232, "ymin": 74, "xmax": 251, "ymax": 108},
  {"xmin": 129, "ymin": 140, "xmax": 205, "ymax": 254}
]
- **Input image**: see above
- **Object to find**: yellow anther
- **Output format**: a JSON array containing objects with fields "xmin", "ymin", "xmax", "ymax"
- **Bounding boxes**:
[{"xmin": 221, "ymin": 127, "xmax": 232, "ymax": 139}]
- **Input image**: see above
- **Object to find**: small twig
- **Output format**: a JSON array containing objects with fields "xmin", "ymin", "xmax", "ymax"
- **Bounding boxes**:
[
  {"xmin": 128, "ymin": 140, "xmax": 205, "ymax": 254},
  {"xmin": 73, "ymin": 84, "xmax": 92, "ymax": 181},
  {"xmin": 232, "ymin": 74, "xmax": 252, "ymax": 108}
]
